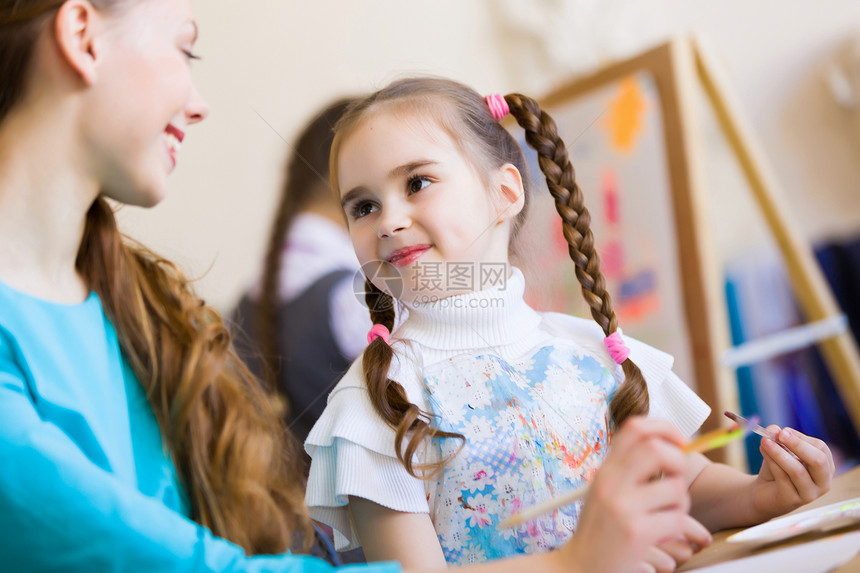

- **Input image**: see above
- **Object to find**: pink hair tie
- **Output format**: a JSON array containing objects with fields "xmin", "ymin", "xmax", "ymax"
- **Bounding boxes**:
[
  {"xmin": 485, "ymin": 94, "xmax": 509, "ymax": 121},
  {"xmin": 604, "ymin": 331, "xmax": 630, "ymax": 364},
  {"xmin": 367, "ymin": 324, "xmax": 391, "ymax": 345}
]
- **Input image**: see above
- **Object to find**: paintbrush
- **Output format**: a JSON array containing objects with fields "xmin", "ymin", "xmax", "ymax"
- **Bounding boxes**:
[
  {"xmin": 497, "ymin": 422, "xmax": 751, "ymax": 529},
  {"xmin": 724, "ymin": 410, "xmax": 801, "ymax": 461}
]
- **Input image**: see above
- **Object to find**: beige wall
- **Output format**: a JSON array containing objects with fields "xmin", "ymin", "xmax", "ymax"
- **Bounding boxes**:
[
  {"xmin": 116, "ymin": 0, "xmax": 860, "ymax": 312},
  {"xmin": 673, "ymin": 0, "xmax": 860, "ymax": 262}
]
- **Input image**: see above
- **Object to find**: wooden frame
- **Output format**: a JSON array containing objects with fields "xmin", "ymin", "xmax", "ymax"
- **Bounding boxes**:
[
  {"xmin": 527, "ymin": 37, "xmax": 860, "ymax": 465},
  {"xmin": 692, "ymin": 37, "xmax": 860, "ymax": 438}
]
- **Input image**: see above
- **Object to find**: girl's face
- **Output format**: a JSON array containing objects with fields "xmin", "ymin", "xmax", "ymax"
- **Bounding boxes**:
[
  {"xmin": 337, "ymin": 111, "xmax": 518, "ymax": 304},
  {"xmin": 82, "ymin": 0, "xmax": 208, "ymax": 207}
]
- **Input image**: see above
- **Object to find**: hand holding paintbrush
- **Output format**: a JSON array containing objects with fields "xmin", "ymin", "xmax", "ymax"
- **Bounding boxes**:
[{"xmin": 732, "ymin": 410, "xmax": 836, "ymax": 525}]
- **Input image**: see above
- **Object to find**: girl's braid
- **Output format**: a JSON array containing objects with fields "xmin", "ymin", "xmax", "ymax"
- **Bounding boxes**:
[
  {"xmin": 506, "ymin": 93, "xmax": 649, "ymax": 426},
  {"xmin": 362, "ymin": 279, "xmax": 463, "ymax": 476}
]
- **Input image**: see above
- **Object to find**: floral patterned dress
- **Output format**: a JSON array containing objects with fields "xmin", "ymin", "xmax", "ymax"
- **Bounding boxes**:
[{"xmin": 423, "ymin": 342, "xmax": 619, "ymax": 565}]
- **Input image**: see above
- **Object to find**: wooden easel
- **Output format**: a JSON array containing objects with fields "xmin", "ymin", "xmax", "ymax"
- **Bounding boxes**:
[
  {"xmin": 692, "ymin": 36, "xmax": 860, "ymax": 438},
  {"xmin": 538, "ymin": 37, "xmax": 860, "ymax": 465}
]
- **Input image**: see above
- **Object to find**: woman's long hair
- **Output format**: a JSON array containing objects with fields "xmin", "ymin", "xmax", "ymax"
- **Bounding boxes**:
[
  {"xmin": 329, "ymin": 78, "xmax": 649, "ymax": 477},
  {"xmin": 2, "ymin": 1, "xmax": 313, "ymax": 553}
]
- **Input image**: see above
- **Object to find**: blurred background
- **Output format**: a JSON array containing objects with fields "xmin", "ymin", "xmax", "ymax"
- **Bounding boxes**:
[{"xmin": 116, "ymin": 0, "xmax": 860, "ymax": 471}]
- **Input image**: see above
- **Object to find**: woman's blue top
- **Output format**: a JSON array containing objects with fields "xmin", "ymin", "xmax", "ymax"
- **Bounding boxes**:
[{"xmin": 0, "ymin": 280, "xmax": 398, "ymax": 573}]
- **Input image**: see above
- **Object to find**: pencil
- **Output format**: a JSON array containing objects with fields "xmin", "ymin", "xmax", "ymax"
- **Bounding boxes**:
[{"xmin": 497, "ymin": 424, "xmax": 749, "ymax": 529}]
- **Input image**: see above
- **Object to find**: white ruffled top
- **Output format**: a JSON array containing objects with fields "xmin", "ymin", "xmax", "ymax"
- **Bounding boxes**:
[{"xmin": 304, "ymin": 268, "xmax": 710, "ymax": 554}]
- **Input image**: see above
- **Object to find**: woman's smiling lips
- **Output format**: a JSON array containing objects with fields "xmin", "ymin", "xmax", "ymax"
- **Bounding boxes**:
[
  {"xmin": 385, "ymin": 244, "xmax": 431, "ymax": 268},
  {"xmin": 164, "ymin": 124, "xmax": 185, "ymax": 168}
]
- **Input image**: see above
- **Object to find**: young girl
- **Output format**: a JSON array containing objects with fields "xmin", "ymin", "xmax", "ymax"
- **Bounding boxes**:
[
  {"xmin": 0, "ymin": 2, "xmax": 696, "ymax": 572},
  {"xmin": 304, "ymin": 77, "xmax": 837, "ymax": 568}
]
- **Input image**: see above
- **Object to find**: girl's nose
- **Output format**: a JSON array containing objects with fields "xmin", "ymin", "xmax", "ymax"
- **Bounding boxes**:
[
  {"xmin": 185, "ymin": 83, "xmax": 210, "ymax": 125},
  {"xmin": 377, "ymin": 201, "xmax": 411, "ymax": 238}
]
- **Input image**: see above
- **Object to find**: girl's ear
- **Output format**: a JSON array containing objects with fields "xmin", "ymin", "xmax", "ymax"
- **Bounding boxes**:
[
  {"xmin": 492, "ymin": 163, "xmax": 526, "ymax": 223},
  {"xmin": 54, "ymin": 0, "xmax": 103, "ymax": 86}
]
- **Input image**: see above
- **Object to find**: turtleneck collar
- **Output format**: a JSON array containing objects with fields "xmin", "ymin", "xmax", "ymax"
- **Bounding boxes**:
[{"xmin": 394, "ymin": 267, "xmax": 542, "ymax": 351}]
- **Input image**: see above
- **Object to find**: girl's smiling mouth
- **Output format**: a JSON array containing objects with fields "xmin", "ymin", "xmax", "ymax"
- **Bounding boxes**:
[{"xmin": 385, "ymin": 244, "xmax": 431, "ymax": 267}]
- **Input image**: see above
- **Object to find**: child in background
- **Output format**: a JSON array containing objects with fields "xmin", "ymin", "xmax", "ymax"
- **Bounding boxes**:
[
  {"xmin": 305, "ymin": 77, "xmax": 837, "ymax": 569},
  {"xmin": 232, "ymin": 95, "xmax": 371, "ymax": 568},
  {"xmin": 233, "ymin": 98, "xmax": 372, "ymax": 450},
  {"xmin": 0, "ymin": 2, "xmax": 696, "ymax": 572}
]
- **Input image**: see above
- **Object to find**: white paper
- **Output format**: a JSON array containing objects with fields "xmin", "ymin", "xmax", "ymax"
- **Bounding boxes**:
[{"xmin": 688, "ymin": 530, "xmax": 860, "ymax": 572}]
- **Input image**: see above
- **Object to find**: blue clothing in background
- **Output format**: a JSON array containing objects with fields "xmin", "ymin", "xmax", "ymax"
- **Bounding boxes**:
[{"xmin": 0, "ymin": 280, "xmax": 399, "ymax": 573}]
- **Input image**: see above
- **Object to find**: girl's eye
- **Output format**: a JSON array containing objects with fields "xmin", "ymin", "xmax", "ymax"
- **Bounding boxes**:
[
  {"xmin": 407, "ymin": 176, "xmax": 431, "ymax": 194},
  {"xmin": 352, "ymin": 201, "xmax": 378, "ymax": 219}
]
